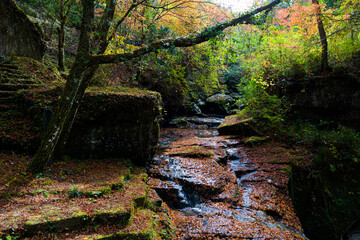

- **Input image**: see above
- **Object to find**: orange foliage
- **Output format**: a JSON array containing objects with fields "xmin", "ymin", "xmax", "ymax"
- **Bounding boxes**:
[{"xmin": 275, "ymin": 3, "xmax": 319, "ymax": 38}]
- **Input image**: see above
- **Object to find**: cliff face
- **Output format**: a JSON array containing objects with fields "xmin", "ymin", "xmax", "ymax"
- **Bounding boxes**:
[
  {"xmin": 18, "ymin": 87, "xmax": 163, "ymax": 166},
  {"xmin": 65, "ymin": 90, "xmax": 162, "ymax": 165},
  {"xmin": 273, "ymin": 74, "xmax": 360, "ymax": 129},
  {"xmin": 0, "ymin": 0, "xmax": 45, "ymax": 60}
]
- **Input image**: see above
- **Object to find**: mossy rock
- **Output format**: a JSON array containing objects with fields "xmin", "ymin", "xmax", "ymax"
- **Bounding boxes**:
[
  {"xmin": 217, "ymin": 114, "xmax": 262, "ymax": 136},
  {"xmin": 243, "ymin": 136, "xmax": 271, "ymax": 146},
  {"xmin": 168, "ymin": 117, "xmax": 189, "ymax": 128},
  {"xmin": 16, "ymin": 86, "xmax": 162, "ymax": 166},
  {"xmin": 134, "ymin": 196, "xmax": 148, "ymax": 209},
  {"xmin": 0, "ymin": 0, "xmax": 45, "ymax": 60}
]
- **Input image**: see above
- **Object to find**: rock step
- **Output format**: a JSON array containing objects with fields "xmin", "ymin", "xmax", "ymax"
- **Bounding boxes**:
[
  {"xmin": 0, "ymin": 90, "xmax": 17, "ymax": 97},
  {"xmin": 0, "ymin": 104, "xmax": 12, "ymax": 111},
  {"xmin": 0, "ymin": 67, "xmax": 20, "ymax": 74},
  {"xmin": 19, "ymin": 208, "xmax": 172, "ymax": 240},
  {"xmin": 0, "ymin": 72, "xmax": 31, "ymax": 80},
  {"xmin": 0, "ymin": 97, "xmax": 14, "ymax": 104},
  {"xmin": 0, "ymin": 78, "xmax": 39, "ymax": 84},
  {"xmin": 93, "ymin": 232, "xmax": 154, "ymax": 240},
  {"xmin": 1, "ymin": 196, "xmax": 171, "ymax": 240},
  {"xmin": 0, "ymin": 64, "xmax": 18, "ymax": 70},
  {"xmin": 0, "ymin": 206, "xmax": 133, "ymax": 239},
  {"xmin": 0, "ymin": 83, "xmax": 42, "ymax": 91},
  {"xmin": 0, "ymin": 110, "xmax": 23, "ymax": 119}
]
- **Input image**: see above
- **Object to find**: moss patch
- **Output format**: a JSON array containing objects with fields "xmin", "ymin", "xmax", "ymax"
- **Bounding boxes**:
[{"xmin": 217, "ymin": 114, "xmax": 263, "ymax": 136}]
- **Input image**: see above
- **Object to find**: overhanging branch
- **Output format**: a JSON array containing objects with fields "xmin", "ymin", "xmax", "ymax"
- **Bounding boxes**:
[{"xmin": 89, "ymin": 0, "xmax": 280, "ymax": 66}]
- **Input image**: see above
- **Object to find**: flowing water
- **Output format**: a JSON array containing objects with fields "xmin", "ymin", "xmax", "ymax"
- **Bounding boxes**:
[{"xmin": 148, "ymin": 117, "xmax": 308, "ymax": 239}]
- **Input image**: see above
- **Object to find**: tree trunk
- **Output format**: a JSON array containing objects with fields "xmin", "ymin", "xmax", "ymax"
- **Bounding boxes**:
[
  {"xmin": 58, "ymin": 0, "xmax": 66, "ymax": 71},
  {"xmin": 29, "ymin": 0, "xmax": 94, "ymax": 174},
  {"xmin": 312, "ymin": 0, "xmax": 330, "ymax": 72},
  {"xmin": 52, "ymin": 65, "xmax": 99, "ymax": 160},
  {"xmin": 58, "ymin": 22, "xmax": 66, "ymax": 71},
  {"xmin": 28, "ymin": 61, "xmax": 88, "ymax": 173},
  {"xmin": 53, "ymin": 0, "xmax": 116, "ymax": 160}
]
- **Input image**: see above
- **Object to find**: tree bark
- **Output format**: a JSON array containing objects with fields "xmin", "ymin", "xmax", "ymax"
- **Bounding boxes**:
[
  {"xmin": 58, "ymin": 22, "xmax": 66, "ymax": 71},
  {"xmin": 312, "ymin": 0, "xmax": 330, "ymax": 72},
  {"xmin": 53, "ymin": 0, "xmax": 116, "ymax": 160},
  {"xmin": 29, "ymin": 0, "xmax": 94, "ymax": 173},
  {"xmin": 29, "ymin": 0, "xmax": 280, "ymax": 174},
  {"xmin": 57, "ymin": 0, "xmax": 75, "ymax": 71}
]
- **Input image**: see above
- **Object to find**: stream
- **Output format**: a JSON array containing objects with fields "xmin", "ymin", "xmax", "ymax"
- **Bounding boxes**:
[{"xmin": 148, "ymin": 117, "xmax": 308, "ymax": 239}]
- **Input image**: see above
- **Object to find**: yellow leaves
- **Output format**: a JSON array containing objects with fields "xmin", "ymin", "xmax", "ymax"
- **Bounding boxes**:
[{"xmin": 106, "ymin": 34, "xmax": 140, "ymax": 55}]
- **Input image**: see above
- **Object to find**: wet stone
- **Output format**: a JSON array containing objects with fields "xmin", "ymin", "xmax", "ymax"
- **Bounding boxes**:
[{"xmin": 148, "ymin": 124, "xmax": 308, "ymax": 239}]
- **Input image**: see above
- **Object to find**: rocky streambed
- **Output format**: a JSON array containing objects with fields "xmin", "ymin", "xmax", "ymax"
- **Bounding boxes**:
[{"xmin": 148, "ymin": 117, "xmax": 308, "ymax": 239}]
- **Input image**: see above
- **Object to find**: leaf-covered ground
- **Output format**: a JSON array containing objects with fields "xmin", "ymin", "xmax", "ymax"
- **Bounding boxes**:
[
  {"xmin": 149, "ymin": 128, "xmax": 312, "ymax": 239},
  {"xmin": 0, "ymin": 155, "xmax": 173, "ymax": 239}
]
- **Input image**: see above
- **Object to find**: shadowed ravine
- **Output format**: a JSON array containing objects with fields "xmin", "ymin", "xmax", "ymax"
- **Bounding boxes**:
[{"xmin": 148, "ymin": 117, "xmax": 308, "ymax": 239}]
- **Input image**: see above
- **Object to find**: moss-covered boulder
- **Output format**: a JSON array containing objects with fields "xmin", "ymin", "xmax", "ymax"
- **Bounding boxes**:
[
  {"xmin": 19, "ymin": 86, "xmax": 162, "ymax": 166},
  {"xmin": 217, "ymin": 114, "xmax": 262, "ymax": 136},
  {"xmin": 202, "ymin": 94, "xmax": 234, "ymax": 115}
]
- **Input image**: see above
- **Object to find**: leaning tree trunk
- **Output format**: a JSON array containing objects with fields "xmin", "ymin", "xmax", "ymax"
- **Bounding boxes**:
[
  {"xmin": 28, "ymin": 61, "xmax": 89, "ymax": 173},
  {"xmin": 312, "ymin": 0, "xmax": 330, "ymax": 72},
  {"xmin": 52, "ymin": 65, "xmax": 99, "ymax": 160},
  {"xmin": 53, "ymin": 0, "xmax": 116, "ymax": 160},
  {"xmin": 28, "ymin": 0, "xmax": 94, "ymax": 174}
]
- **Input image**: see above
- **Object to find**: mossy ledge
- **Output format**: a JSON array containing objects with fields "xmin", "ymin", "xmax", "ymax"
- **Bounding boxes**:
[
  {"xmin": 1, "ymin": 207, "xmax": 132, "ymax": 239},
  {"xmin": 15, "ymin": 85, "xmax": 162, "ymax": 165}
]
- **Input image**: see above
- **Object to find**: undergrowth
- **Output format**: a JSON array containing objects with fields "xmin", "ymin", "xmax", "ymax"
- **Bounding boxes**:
[{"xmin": 281, "ymin": 120, "xmax": 360, "ymax": 240}]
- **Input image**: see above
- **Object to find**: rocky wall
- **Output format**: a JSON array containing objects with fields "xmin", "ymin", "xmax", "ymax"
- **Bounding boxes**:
[
  {"xmin": 0, "ymin": 0, "xmax": 45, "ymax": 60},
  {"xmin": 274, "ymin": 74, "xmax": 360, "ymax": 129},
  {"xmin": 19, "ymin": 87, "xmax": 162, "ymax": 166}
]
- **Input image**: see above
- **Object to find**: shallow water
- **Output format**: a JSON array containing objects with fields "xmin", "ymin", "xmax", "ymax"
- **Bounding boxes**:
[{"xmin": 148, "ymin": 118, "xmax": 308, "ymax": 239}]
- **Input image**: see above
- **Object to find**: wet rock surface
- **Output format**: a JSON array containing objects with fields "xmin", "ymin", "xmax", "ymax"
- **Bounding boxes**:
[{"xmin": 149, "ymin": 118, "xmax": 308, "ymax": 239}]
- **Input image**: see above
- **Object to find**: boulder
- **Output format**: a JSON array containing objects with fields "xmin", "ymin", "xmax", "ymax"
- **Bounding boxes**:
[
  {"xmin": 217, "ymin": 114, "xmax": 262, "ymax": 136},
  {"xmin": 202, "ymin": 94, "xmax": 234, "ymax": 115},
  {"xmin": 0, "ymin": 0, "xmax": 45, "ymax": 60},
  {"xmin": 168, "ymin": 117, "xmax": 189, "ymax": 128}
]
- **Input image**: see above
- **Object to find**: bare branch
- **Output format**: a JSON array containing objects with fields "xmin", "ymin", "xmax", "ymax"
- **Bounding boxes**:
[{"xmin": 107, "ymin": 0, "xmax": 149, "ymax": 42}]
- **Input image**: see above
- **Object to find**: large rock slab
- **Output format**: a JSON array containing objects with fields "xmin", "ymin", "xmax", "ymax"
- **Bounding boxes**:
[
  {"xmin": 0, "ymin": 0, "xmax": 45, "ymax": 60},
  {"xmin": 217, "ymin": 114, "xmax": 262, "ymax": 136},
  {"xmin": 19, "ymin": 87, "xmax": 162, "ymax": 165}
]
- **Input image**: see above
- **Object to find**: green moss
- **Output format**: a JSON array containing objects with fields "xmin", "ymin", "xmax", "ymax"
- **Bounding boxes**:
[
  {"xmin": 111, "ymin": 177, "xmax": 125, "ymax": 191},
  {"xmin": 71, "ymin": 211, "xmax": 87, "ymax": 218},
  {"xmin": 68, "ymin": 185, "xmax": 114, "ymax": 198},
  {"xmin": 218, "ymin": 113, "xmax": 251, "ymax": 129},
  {"xmin": 243, "ymin": 136, "xmax": 270, "ymax": 146},
  {"xmin": 134, "ymin": 196, "xmax": 148, "ymax": 209},
  {"xmin": 172, "ymin": 146, "xmax": 214, "ymax": 158},
  {"xmin": 86, "ymin": 86, "xmax": 160, "ymax": 99}
]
